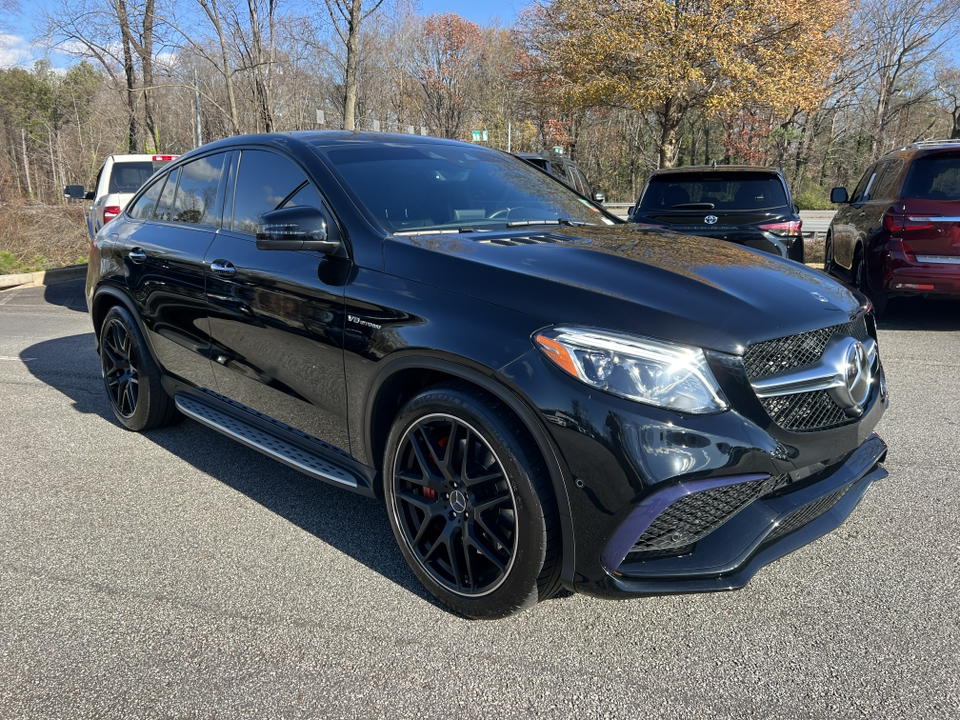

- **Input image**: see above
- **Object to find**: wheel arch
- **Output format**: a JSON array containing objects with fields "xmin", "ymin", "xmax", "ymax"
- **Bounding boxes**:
[
  {"xmin": 89, "ymin": 285, "xmax": 153, "ymax": 356},
  {"xmin": 364, "ymin": 354, "xmax": 576, "ymax": 585}
]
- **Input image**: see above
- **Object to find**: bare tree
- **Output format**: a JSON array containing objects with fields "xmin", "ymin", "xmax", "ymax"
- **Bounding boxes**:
[{"xmin": 323, "ymin": 0, "xmax": 385, "ymax": 131}]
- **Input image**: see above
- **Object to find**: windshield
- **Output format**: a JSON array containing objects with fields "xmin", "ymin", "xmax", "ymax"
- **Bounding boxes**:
[
  {"xmin": 639, "ymin": 172, "xmax": 788, "ymax": 212},
  {"xmin": 108, "ymin": 160, "xmax": 173, "ymax": 194},
  {"xmin": 319, "ymin": 142, "xmax": 615, "ymax": 233}
]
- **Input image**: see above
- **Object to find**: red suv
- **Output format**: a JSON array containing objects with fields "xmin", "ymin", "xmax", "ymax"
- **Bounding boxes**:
[{"xmin": 827, "ymin": 140, "xmax": 960, "ymax": 313}]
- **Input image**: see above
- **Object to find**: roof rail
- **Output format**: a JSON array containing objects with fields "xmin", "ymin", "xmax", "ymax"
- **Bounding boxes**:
[{"xmin": 904, "ymin": 138, "xmax": 960, "ymax": 150}]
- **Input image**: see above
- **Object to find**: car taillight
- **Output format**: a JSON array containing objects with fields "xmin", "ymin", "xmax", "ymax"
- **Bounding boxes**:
[
  {"xmin": 757, "ymin": 220, "xmax": 802, "ymax": 237},
  {"xmin": 152, "ymin": 155, "xmax": 178, "ymax": 161},
  {"xmin": 882, "ymin": 212, "xmax": 935, "ymax": 233},
  {"xmin": 103, "ymin": 206, "xmax": 121, "ymax": 223}
]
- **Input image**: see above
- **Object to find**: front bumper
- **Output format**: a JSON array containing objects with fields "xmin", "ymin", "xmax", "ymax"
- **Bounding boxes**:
[
  {"xmin": 499, "ymin": 337, "xmax": 888, "ymax": 598},
  {"xmin": 589, "ymin": 432, "xmax": 886, "ymax": 596}
]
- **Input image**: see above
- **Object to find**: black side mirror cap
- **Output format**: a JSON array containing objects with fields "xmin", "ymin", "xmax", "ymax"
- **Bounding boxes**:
[
  {"xmin": 256, "ymin": 206, "xmax": 343, "ymax": 255},
  {"xmin": 63, "ymin": 185, "xmax": 86, "ymax": 199},
  {"xmin": 830, "ymin": 187, "xmax": 848, "ymax": 204}
]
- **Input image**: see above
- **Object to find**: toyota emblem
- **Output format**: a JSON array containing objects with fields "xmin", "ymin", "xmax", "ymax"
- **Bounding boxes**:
[{"xmin": 704, "ymin": 215, "xmax": 718, "ymax": 225}]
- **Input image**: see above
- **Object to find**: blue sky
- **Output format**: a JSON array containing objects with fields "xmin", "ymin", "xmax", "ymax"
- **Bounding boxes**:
[{"xmin": 1, "ymin": 0, "xmax": 527, "ymax": 70}]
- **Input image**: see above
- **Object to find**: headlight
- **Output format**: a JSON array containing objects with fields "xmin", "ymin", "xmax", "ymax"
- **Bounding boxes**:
[{"xmin": 534, "ymin": 327, "xmax": 729, "ymax": 414}]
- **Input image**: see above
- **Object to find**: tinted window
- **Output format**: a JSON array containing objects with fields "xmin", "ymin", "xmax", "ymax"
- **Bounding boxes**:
[
  {"xmin": 128, "ymin": 174, "xmax": 167, "ymax": 219},
  {"xmin": 170, "ymin": 153, "xmax": 226, "ymax": 226},
  {"xmin": 154, "ymin": 168, "xmax": 180, "ymax": 222},
  {"xmin": 108, "ymin": 160, "xmax": 172, "ymax": 193},
  {"xmin": 232, "ymin": 150, "xmax": 309, "ymax": 235},
  {"xmin": 869, "ymin": 159, "xmax": 903, "ymax": 200},
  {"xmin": 322, "ymin": 143, "xmax": 610, "ymax": 231},
  {"xmin": 902, "ymin": 153, "xmax": 960, "ymax": 200},
  {"xmin": 850, "ymin": 166, "xmax": 877, "ymax": 203},
  {"xmin": 639, "ymin": 172, "xmax": 788, "ymax": 211}
]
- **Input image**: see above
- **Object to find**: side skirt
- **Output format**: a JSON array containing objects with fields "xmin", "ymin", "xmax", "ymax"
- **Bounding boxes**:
[{"xmin": 173, "ymin": 388, "xmax": 377, "ymax": 497}]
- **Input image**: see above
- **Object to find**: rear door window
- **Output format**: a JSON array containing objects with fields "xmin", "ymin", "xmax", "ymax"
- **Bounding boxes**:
[
  {"xmin": 128, "ymin": 174, "xmax": 168, "ymax": 219},
  {"xmin": 170, "ymin": 153, "xmax": 227, "ymax": 226},
  {"xmin": 154, "ymin": 168, "xmax": 180, "ymax": 223}
]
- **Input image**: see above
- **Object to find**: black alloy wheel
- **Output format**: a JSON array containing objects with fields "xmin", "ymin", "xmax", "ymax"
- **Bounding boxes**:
[
  {"xmin": 384, "ymin": 384, "xmax": 560, "ymax": 618},
  {"xmin": 99, "ymin": 305, "xmax": 180, "ymax": 431}
]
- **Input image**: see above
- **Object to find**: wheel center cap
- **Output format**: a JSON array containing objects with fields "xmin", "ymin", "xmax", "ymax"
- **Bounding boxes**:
[{"xmin": 450, "ymin": 490, "xmax": 468, "ymax": 514}]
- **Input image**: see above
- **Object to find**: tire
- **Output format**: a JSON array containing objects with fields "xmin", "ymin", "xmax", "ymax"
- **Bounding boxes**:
[
  {"xmin": 823, "ymin": 235, "xmax": 836, "ymax": 276},
  {"xmin": 383, "ymin": 383, "xmax": 561, "ymax": 619},
  {"xmin": 99, "ymin": 305, "xmax": 180, "ymax": 431},
  {"xmin": 853, "ymin": 248, "xmax": 888, "ymax": 317}
]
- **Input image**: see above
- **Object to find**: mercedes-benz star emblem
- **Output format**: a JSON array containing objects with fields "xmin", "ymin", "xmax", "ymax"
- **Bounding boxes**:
[
  {"xmin": 826, "ymin": 337, "xmax": 874, "ymax": 416},
  {"xmin": 704, "ymin": 215, "xmax": 718, "ymax": 225},
  {"xmin": 450, "ymin": 490, "xmax": 468, "ymax": 514}
]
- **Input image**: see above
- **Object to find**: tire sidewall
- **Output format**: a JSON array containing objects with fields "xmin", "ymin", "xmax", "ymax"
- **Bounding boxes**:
[
  {"xmin": 100, "ymin": 305, "xmax": 154, "ymax": 431},
  {"xmin": 383, "ymin": 387, "xmax": 548, "ymax": 619}
]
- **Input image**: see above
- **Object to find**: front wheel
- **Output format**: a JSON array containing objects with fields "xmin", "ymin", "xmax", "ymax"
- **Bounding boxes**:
[{"xmin": 383, "ymin": 384, "xmax": 561, "ymax": 618}]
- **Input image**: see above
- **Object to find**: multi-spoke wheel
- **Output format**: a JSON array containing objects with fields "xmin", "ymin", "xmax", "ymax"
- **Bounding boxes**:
[
  {"xmin": 384, "ymin": 384, "xmax": 560, "ymax": 618},
  {"xmin": 99, "ymin": 305, "xmax": 180, "ymax": 431}
]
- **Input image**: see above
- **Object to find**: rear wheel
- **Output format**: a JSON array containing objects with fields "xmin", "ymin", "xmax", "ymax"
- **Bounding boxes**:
[
  {"xmin": 853, "ymin": 248, "xmax": 888, "ymax": 317},
  {"xmin": 823, "ymin": 235, "xmax": 836, "ymax": 276},
  {"xmin": 383, "ymin": 383, "xmax": 561, "ymax": 618},
  {"xmin": 99, "ymin": 305, "xmax": 180, "ymax": 431}
]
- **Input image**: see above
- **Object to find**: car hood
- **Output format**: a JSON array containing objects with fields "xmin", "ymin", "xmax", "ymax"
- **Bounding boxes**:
[{"xmin": 383, "ymin": 225, "xmax": 864, "ymax": 355}]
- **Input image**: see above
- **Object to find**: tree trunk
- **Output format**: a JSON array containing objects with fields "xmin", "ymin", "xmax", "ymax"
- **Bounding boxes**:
[
  {"xmin": 116, "ymin": 0, "xmax": 139, "ymax": 153},
  {"xmin": 199, "ymin": 0, "xmax": 242, "ymax": 135},
  {"xmin": 657, "ymin": 97, "xmax": 684, "ymax": 169},
  {"xmin": 343, "ymin": 0, "xmax": 362, "ymax": 131},
  {"xmin": 141, "ymin": 0, "xmax": 158, "ymax": 150}
]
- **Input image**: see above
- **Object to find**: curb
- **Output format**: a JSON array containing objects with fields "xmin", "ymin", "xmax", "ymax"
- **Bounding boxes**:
[{"xmin": 0, "ymin": 264, "xmax": 87, "ymax": 290}]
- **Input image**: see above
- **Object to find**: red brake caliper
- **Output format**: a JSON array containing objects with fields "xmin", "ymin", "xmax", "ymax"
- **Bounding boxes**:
[{"xmin": 422, "ymin": 435, "xmax": 447, "ymax": 500}]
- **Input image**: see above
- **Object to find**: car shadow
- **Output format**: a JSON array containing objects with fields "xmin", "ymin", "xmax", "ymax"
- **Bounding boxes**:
[
  {"xmin": 22, "ymin": 333, "xmax": 442, "ymax": 612},
  {"xmin": 42, "ymin": 277, "xmax": 88, "ymax": 313},
  {"xmin": 876, "ymin": 296, "xmax": 960, "ymax": 331}
]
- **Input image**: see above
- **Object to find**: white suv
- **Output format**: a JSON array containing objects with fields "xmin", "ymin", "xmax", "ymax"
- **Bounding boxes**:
[{"xmin": 64, "ymin": 154, "xmax": 178, "ymax": 239}]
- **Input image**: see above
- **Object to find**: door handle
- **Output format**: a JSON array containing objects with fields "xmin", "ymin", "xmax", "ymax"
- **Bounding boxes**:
[
  {"xmin": 128, "ymin": 248, "xmax": 146, "ymax": 263},
  {"xmin": 210, "ymin": 260, "xmax": 236, "ymax": 277}
]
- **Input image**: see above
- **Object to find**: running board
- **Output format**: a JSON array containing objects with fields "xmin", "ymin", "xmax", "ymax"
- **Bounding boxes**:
[{"xmin": 175, "ymin": 393, "xmax": 368, "ymax": 491}]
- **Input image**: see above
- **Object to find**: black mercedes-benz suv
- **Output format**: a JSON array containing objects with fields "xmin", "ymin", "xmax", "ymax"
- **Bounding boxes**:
[
  {"xmin": 629, "ymin": 165, "xmax": 805, "ymax": 262},
  {"xmin": 86, "ymin": 132, "xmax": 888, "ymax": 618}
]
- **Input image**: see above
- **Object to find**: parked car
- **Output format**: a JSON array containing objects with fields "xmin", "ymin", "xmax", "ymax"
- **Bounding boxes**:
[
  {"xmin": 628, "ymin": 165, "xmax": 804, "ymax": 262},
  {"xmin": 86, "ymin": 132, "xmax": 888, "ymax": 618},
  {"xmin": 827, "ymin": 139, "xmax": 960, "ymax": 314},
  {"xmin": 513, "ymin": 150, "xmax": 605, "ymax": 203},
  {"xmin": 64, "ymin": 154, "xmax": 178, "ymax": 239}
]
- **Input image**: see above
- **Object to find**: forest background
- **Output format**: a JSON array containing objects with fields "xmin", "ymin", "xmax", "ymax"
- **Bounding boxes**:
[{"xmin": 1, "ymin": 0, "xmax": 960, "ymax": 272}]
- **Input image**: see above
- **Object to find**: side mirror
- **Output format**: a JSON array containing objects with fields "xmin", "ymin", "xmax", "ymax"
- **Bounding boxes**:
[
  {"xmin": 830, "ymin": 187, "xmax": 848, "ymax": 204},
  {"xmin": 594, "ymin": 192, "xmax": 606, "ymax": 204},
  {"xmin": 64, "ymin": 185, "xmax": 86, "ymax": 199},
  {"xmin": 256, "ymin": 206, "xmax": 342, "ymax": 255}
]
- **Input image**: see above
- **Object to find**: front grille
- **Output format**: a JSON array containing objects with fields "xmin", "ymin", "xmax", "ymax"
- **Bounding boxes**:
[
  {"xmin": 763, "ymin": 484, "xmax": 852, "ymax": 545},
  {"xmin": 743, "ymin": 317, "xmax": 869, "ymax": 379},
  {"xmin": 630, "ymin": 478, "xmax": 770, "ymax": 554},
  {"xmin": 743, "ymin": 316, "xmax": 870, "ymax": 432},
  {"xmin": 760, "ymin": 391, "xmax": 852, "ymax": 432}
]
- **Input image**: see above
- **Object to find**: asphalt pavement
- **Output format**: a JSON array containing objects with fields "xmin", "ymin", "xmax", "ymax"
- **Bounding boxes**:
[{"xmin": 1, "ymin": 279, "xmax": 958, "ymax": 719}]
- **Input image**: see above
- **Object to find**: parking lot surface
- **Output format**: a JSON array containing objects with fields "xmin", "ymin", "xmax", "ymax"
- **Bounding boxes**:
[{"xmin": 1, "ymin": 279, "xmax": 958, "ymax": 719}]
